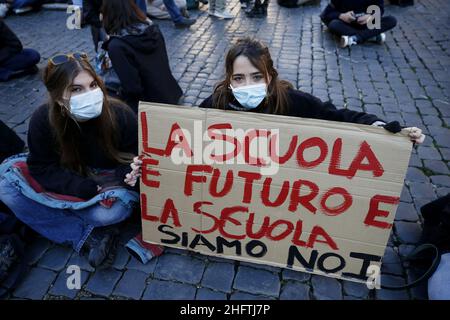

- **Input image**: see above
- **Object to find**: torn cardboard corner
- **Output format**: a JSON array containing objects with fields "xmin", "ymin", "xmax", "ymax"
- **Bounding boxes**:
[{"xmin": 138, "ymin": 101, "xmax": 413, "ymax": 284}]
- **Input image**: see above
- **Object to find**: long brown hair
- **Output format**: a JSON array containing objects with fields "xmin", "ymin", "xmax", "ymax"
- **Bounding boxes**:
[
  {"xmin": 43, "ymin": 57, "xmax": 134, "ymax": 176},
  {"xmin": 212, "ymin": 37, "xmax": 293, "ymax": 115},
  {"xmin": 101, "ymin": 0, "xmax": 148, "ymax": 35}
]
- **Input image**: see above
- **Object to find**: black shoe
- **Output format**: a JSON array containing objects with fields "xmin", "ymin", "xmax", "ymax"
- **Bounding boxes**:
[
  {"xmin": 83, "ymin": 227, "xmax": 118, "ymax": 268},
  {"xmin": 245, "ymin": 5, "xmax": 265, "ymax": 18},
  {"xmin": 174, "ymin": 17, "xmax": 196, "ymax": 28}
]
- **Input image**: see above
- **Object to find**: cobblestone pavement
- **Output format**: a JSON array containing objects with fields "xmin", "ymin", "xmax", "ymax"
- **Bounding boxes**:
[{"xmin": 0, "ymin": 0, "xmax": 449, "ymax": 300}]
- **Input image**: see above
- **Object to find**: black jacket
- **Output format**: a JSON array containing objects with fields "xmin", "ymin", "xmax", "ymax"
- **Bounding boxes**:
[
  {"xmin": 199, "ymin": 88, "xmax": 384, "ymax": 125},
  {"xmin": 105, "ymin": 23, "xmax": 183, "ymax": 112},
  {"xmin": 320, "ymin": 0, "xmax": 385, "ymax": 25},
  {"xmin": 0, "ymin": 120, "xmax": 25, "ymax": 163},
  {"xmin": 26, "ymin": 102, "xmax": 138, "ymax": 199},
  {"xmin": 0, "ymin": 20, "xmax": 23, "ymax": 65}
]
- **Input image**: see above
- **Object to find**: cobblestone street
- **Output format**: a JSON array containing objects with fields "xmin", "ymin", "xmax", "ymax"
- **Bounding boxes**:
[{"xmin": 0, "ymin": 0, "xmax": 449, "ymax": 300}]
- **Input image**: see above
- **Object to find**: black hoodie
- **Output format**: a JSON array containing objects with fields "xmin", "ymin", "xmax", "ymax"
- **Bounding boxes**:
[
  {"xmin": 320, "ymin": 0, "xmax": 385, "ymax": 25},
  {"xmin": 105, "ymin": 23, "xmax": 183, "ymax": 112},
  {"xmin": 0, "ymin": 20, "xmax": 23, "ymax": 65}
]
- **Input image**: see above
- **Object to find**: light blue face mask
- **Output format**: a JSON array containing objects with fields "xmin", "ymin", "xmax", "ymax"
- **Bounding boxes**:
[{"xmin": 230, "ymin": 83, "xmax": 267, "ymax": 109}]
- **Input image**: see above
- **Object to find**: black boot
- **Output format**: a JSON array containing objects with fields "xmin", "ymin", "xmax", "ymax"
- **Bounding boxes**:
[{"xmin": 83, "ymin": 227, "xmax": 118, "ymax": 268}]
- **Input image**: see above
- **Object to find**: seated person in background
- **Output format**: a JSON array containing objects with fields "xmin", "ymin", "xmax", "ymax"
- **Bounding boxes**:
[
  {"xmin": 102, "ymin": 0, "xmax": 183, "ymax": 112},
  {"xmin": 320, "ymin": 0, "xmax": 397, "ymax": 48},
  {"xmin": 147, "ymin": 0, "xmax": 189, "ymax": 20},
  {"xmin": 0, "ymin": 19, "xmax": 40, "ymax": 82}
]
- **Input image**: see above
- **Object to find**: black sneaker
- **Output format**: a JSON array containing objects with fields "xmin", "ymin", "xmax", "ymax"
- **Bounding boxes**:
[{"xmin": 83, "ymin": 227, "xmax": 118, "ymax": 268}]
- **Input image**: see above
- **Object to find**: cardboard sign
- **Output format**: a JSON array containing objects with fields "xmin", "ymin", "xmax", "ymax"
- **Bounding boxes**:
[{"xmin": 138, "ymin": 102, "xmax": 412, "ymax": 284}]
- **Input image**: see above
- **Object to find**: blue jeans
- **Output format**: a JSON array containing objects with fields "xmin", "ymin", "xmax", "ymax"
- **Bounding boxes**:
[
  {"xmin": 0, "ymin": 178, "xmax": 133, "ymax": 253},
  {"xmin": 0, "ymin": 48, "xmax": 40, "ymax": 82},
  {"xmin": 11, "ymin": 0, "xmax": 40, "ymax": 9},
  {"xmin": 134, "ymin": 0, "xmax": 148, "ymax": 13},
  {"xmin": 428, "ymin": 253, "xmax": 450, "ymax": 300},
  {"xmin": 163, "ymin": 0, "xmax": 183, "ymax": 23}
]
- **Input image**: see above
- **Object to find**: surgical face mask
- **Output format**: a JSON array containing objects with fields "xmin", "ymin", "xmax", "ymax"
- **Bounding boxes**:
[
  {"xmin": 230, "ymin": 83, "xmax": 267, "ymax": 109},
  {"xmin": 69, "ymin": 88, "xmax": 104, "ymax": 121}
]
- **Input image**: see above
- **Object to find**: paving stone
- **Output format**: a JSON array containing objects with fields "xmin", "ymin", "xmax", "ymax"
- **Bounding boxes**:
[
  {"xmin": 196, "ymin": 288, "xmax": 227, "ymax": 300},
  {"xmin": 154, "ymin": 253, "xmax": 206, "ymax": 285},
  {"xmin": 24, "ymin": 238, "xmax": 52, "ymax": 265},
  {"xmin": 395, "ymin": 202, "xmax": 419, "ymax": 222},
  {"xmin": 38, "ymin": 246, "xmax": 73, "ymax": 271},
  {"xmin": 342, "ymin": 281, "xmax": 371, "ymax": 299},
  {"xmin": 48, "ymin": 269, "xmax": 89, "ymax": 299},
  {"xmin": 112, "ymin": 246, "xmax": 130, "ymax": 271},
  {"xmin": 395, "ymin": 221, "xmax": 423, "ymax": 244},
  {"xmin": 143, "ymin": 279, "xmax": 197, "ymax": 300},
  {"xmin": 430, "ymin": 175, "xmax": 450, "ymax": 187},
  {"xmin": 311, "ymin": 275, "xmax": 343, "ymax": 300},
  {"xmin": 406, "ymin": 167, "xmax": 429, "ymax": 183},
  {"xmin": 282, "ymin": 269, "xmax": 311, "ymax": 282},
  {"xmin": 409, "ymin": 182, "xmax": 436, "ymax": 199},
  {"xmin": 376, "ymin": 275, "xmax": 409, "ymax": 300},
  {"xmin": 233, "ymin": 266, "xmax": 280, "ymax": 297},
  {"xmin": 126, "ymin": 255, "xmax": 158, "ymax": 274},
  {"xmin": 113, "ymin": 270, "xmax": 147, "ymax": 300},
  {"xmin": 85, "ymin": 269, "xmax": 122, "ymax": 297},
  {"xmin": 280, "ymin": 281, "xmax": 311, "ymax": 300},
  {"xmin": 201, "ymin": 262, "xmax": 235, "ymax": 293},
  {"xmin": 423, "ymin": 160, "xmax": 450, "ymax": 175},
  {"xmin": 381, "ymin": 247, "xmax": 404, "ymax": 276},
  {"xmin": 13, "ymin": 267, "xmax": 57, "ymax": 299},
  {"xmin": 230, "ymin": 291, "xmax": 275, "ymax": 300}
]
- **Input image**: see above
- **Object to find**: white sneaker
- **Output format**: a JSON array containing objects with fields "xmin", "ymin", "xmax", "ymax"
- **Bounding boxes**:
[
  {"xmin": 211, "ymin": 10, "xmax": 234, "ymax": 19},
  {"xmin": 0, "ymin": 3, "xmax": 9, "ymax": 18},
  {"xmin": 41, "ymin": 3, "xmax": 69, "ymax": 10},
  {"xmin": 340, "ymin": 35, "xmax": 358, "ymax": 48},
  {"xmin": 13, "ymin": 6, "xmax": 33, "ymax": 14}
]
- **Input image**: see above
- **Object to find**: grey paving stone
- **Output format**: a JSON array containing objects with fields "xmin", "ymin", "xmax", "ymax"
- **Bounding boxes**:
[
  {"xmin": 423, "ymin": 160, "xmax": 450, "ymax": 175},
  {"xmin": 196, "ymin": 288, "xmax": 227, "ymax": 300},
  {"xmin": 112, "ymin": 246, "xmax": 130, "ymax": 271},
  {"xmin": 13, "ymin": 267, "xmax": 57, "ymax": 299},
  {"xmin": 48, "ymin": 269, "xmax": 89, "ymax": 299},
  {"xmin": 395, "ymin": 221, "xmax": 423, "ymax": 244},
  {"xmin": 406, "ymin": 167, "xmax": 429, "ymax": 183},
  {"xmin": 154, "ymin": 253, "xmax": 206, "ymax": 285},
  {"xmin": 24, "ymin": 238, "xmax": 52, "ymax": 265},
  {"xmin": 201, "ymin": 262, "xmax": 235, "ymax": 293},
  {"xmin": 282, "ymin": 269, "xmax": 311, "ymax": 282},
  {"xmin": 395, "ymin": 202, "xmax": 419, "ymax": 222},
  {"xmin": 230, "ymin": 291, "xmax": 275, "ymax": 300},
  {"xmin": 233, "ymin": 266, "xmax": 280, "ymax": 297},
  {"xmin": 409, "ymin": 182, "xmax": 436, "ymax": 199},
  {"xmin": 342, "ymin": 281, "xmax": 371, "ymax": 299},
  {"xmin": 280, "ymin": 281, "xmax": 311, "ymax": 300},
  {"xmin": 381, "ymin": 247, "xmax": 404, "ymax": 276},
  {"xmin": 143, "ymin": 279, "xmax": 197, "ymax": 300},
  {"xmin": 311, "ymin": 275, "xmax": 343, "ymax": 300},
  {"xmin": 376, "ymin": 275, "xmax": 409, "ymax": 300},
  {"xmin": 38, "ymin": 246, "xmax": 73, "ymax": 271},
  {"xmin": 126, "ymin": 255, "xmax": 159, "ymax": 274},
  {"xmin": 85, "ymin": 268, "xmax": 122, "ymax": 297},
  {"xmin": 113, "ymin": 270, "xmax": 147, "ymax": 300},
  {"xmin": 430, "ymin": 175, "xmax": 450, "ymax": 187}
]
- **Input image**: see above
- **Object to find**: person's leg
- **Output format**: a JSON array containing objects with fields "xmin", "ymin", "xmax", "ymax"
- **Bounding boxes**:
[
  {"xmin": 73, "ymin": 200, "xmax": 133, "ymax": 228},
  {"xmin": 162, "ymin": 0, "xmax": 183, "ymax": 22},
  {"xmin": 215, "ymin": 0, "xmax": 225, "ymax": 12},
  {"xmin": 428, "ymin": 253, "xmax": 450, "ymax": 300},
  {"xmin": 0, "ymin": 48, "xmax": 40, "ymax": 82},
  {"xmin": 148, "ymin": 0, "xmax": 171, "ymax": 19},
  {"xmin": 0, "ymin": 179, "xmax": 94, "ymax": 253},
  {"xmin": 357, "ymin": 16, "xmax": 398, "ymax": 42},
  {"xmin": 327, "ymin": 19, "xmax": 359, "ymax": 37},
  {"xmin": 11, "ymin": 0, "xmax": 39, "ymax": 9}
]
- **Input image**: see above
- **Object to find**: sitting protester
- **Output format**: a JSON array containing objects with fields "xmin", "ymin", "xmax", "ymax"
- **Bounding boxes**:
[
  {"xmin": 0, "ymin": 53, "xmax": 140, "ymax": 268},
  {"xmin": 198, "ymin": 38, "xmax": 425, "ymax": 145},
  {"xmin": 320, "ymin": 0, "xmax": 397, "ymax": 48},
  {"xmin": 0, "ymin": 19, "xmax": 40, "ymax": 82},
  {"xmin": 147, "ymin": 0, "xmax": 189, "ymax": 20},
  {"xmin": 101, "ymin": 0, "xmax": 183, "ymax": 112}
]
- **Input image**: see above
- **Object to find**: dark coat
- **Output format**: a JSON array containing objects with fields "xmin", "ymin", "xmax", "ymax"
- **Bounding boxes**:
[
  {"xmin": 0, "ymin": 20, "xmax": 23, "ymax": 66},
  {"xmin": 199, "ymin": 88, "xmax": 384, "ymax": 125},
  {"xmin": 0, "ymin": 120, "xmax": 24, "ymax": 163},
  {"xmin": 320, "ymin": 0, "xmax": 385, "ymax": 25},
  {"xmin": 26, "ymin": 102, "xmax": 138, "ymax": 199},
  {"xmin": 104, "ymin": 23, "xmax": 183, "ymax": 112}
]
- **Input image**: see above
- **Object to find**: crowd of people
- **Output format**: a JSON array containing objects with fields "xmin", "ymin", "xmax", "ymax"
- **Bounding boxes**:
[{"xmin": 0, "ymin": 0, "xmax": 448, "ymax": 300}]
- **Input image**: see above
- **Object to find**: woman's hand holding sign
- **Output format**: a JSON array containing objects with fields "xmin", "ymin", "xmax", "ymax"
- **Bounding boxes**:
[{"xmin": 124, "ymin": 156, "xmax": 142, "ymax": 187}]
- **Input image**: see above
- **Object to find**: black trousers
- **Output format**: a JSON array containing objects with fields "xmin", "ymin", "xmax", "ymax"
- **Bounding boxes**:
[{"xmin": 327, "ymin": 16, "xmax": 397, "ymax": 42}]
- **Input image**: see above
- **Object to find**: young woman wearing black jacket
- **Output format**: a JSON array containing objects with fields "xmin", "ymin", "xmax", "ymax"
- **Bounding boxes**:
[
  {"xmin": 199, "ymin": 38, "xmax": 425, "ymax": 145},
  {"xmin": 101, "ymin": 0, "xmax": 183, "ymax": 112}
]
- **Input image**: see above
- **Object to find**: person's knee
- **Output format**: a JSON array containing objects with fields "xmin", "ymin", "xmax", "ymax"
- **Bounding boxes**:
[
  {"xmin": 89, "ymin": 203, "xmax": 131, "ymax": 226},
  {"xmin": 382, "ymin": 16, "xmax": 397, "ymax": 30},
  {"xmin": 327, "ymin": 19, "xmax": 343, "ymax": 33},
  {"xmin": 22, "ymin": 49, "xmax": 41, "ymax": 65}
]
